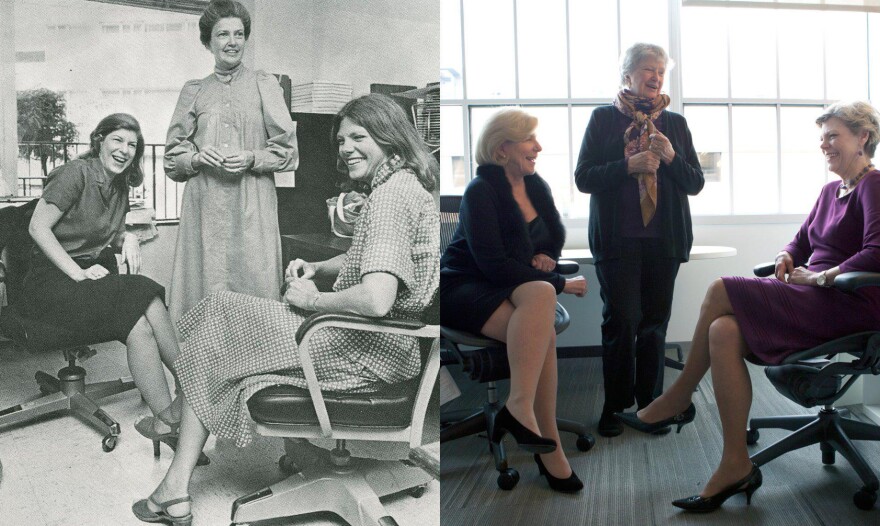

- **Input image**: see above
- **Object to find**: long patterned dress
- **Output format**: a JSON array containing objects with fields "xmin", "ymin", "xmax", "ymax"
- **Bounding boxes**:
[
  {"xmin": 164, "ymin": 65, "xmax": 298, "ymax": 322},
  {"xmin": 174, "ymin": 167, "xmax": 439, "ymax": 447}
]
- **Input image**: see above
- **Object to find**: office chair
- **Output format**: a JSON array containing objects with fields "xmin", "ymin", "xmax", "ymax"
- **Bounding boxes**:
[
  {"xmin": 746, "ymin": 261, "xmax": 880, "ymax": 510},
  {"xmin": 231, "ymin": 303, "xmax": 440, "ymax": 526},
  {"xmin": 439, "ymin": 194, "xmax": 595, "ymax": 491},
  {"xmin": 0, "ymin": 199, "xmax": 137, "ymax": 452}
]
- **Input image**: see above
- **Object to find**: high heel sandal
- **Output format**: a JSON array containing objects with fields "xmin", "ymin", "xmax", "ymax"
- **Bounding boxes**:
[
  {"xmin": 672, "ymin": 463, "xmax": 762, "ymax": 513},
  {"xmin": 491, "ymin": 406, "xmax": 557, "ymax": 454},
  {"xmin": 134, "ymin": 416, "xmax": 210, "ymax": 466},
  {"xmin": 534, "ymin": 454, "xmax": 583, "ymax": 493},
  {"xmin": 132, "ymin": 495, "xmax": 193, "ymax": 525},
  {"xmin": 615, "ymin": 403, "xmax": 696, "ymax": 435}
]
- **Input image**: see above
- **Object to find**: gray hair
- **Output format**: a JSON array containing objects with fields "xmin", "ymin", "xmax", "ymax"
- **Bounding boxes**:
[
  {"xmin": 474, "ymin": 108, "xmax": 538, "ymax": 166},
  {"xmin": 619, "ymin": 42, "xmax": 675, "ymax": 88},
  {"xmin": 816, "ymin": 101, "xmax": 880, "ymax": 158}
]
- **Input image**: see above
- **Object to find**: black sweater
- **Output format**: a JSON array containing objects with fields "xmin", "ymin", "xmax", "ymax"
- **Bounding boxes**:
[
  {"xmin": 574, "ymin": 105, "xmax": 704, "ymax": 263},
  {"xmin": 440, "ymin": 164, "xmax": 567, "ymax": 293}
]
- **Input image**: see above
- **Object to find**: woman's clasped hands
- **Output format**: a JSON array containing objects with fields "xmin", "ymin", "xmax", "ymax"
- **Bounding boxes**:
[
  {"xmin": 193, "ymin": 145, "xmax": 255, "ymax": 174},
  {"xmin": 283, "ymin": 258, "xmax": 321, "ymax": 310}
]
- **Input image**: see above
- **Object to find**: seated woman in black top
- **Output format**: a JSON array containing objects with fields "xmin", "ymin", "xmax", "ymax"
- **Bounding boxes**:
[
  {"xmin": 25, "ymin": 114, "xmax": 184, "ymax": 451},
  {"xmin": 441, "ymin": 108, "xmax": 588, "ymax": 492}
]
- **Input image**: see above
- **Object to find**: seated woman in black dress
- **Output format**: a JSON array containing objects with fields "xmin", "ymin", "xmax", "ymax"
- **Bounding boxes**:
[
  {"xmin": 440, "ymin": 108, "xmax": 588, "ymax": 492},
  {"xmin": 25, "ymin": 113, "xmax": 183, "ymax": 447}
]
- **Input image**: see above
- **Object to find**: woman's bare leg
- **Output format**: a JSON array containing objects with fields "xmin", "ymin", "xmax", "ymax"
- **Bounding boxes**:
[
  {"xmin": 142, "ymin": 296, "xmax": 183, "ymax": 422},
  {"xmin": 533, "ymin": 336, "xmax": 573, "ymax": 478},
  {"xmin": 126, "ymin": 315, "xmax": 174, "ymax": 431},
  {"xmin": 637, "ymin": 279, "xmax": 735, "ymax": 422},
  {"xmin": 480, "ymin": 281, "xmax": 557, "ymax": 434},
  {"xmin": 146, "ymin": 397, "xmax": 208, "ymax": 517},
  {"xmin": 700, "ymin": 315, "xmax": 754, "ymax": 497}
]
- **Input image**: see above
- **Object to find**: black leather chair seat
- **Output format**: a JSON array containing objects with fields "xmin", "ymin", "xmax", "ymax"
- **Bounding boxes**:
[
  {"xmin": 0, "ymin": 305, "xmax": 88, "ymax": 353},
  {"xmin": 248, "ymin": 377, "xmax": 420, "ymax": 428}
]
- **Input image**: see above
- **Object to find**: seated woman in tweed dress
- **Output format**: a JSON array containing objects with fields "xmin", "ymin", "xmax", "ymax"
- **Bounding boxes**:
[{"xmin": 132, "ymin": 94, "xmax": 439, "ymax": 526}]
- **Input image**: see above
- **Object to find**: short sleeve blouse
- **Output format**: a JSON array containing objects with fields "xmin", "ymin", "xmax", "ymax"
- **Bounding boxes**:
[{"xmin": 38, "ymin": 157, "xmax": 128, "ymax": 259}]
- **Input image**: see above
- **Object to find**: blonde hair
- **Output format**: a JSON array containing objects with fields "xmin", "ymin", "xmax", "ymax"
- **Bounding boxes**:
[
  {"xmin": 816, "ymin": 101, "xmax": 880, "ymax": 158},
  {"xmin": 619, "ymin": 42, "xmax": 674, "ymax": 88},
  {"xmin": 474, "ymin": 108, "xmax": 538, "ymax": 166}
]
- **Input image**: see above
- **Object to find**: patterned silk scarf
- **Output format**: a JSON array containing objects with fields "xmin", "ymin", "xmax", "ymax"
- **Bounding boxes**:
[{"xmin": 613, "ymin": 89, "xmax": 671, "ymax": 226}]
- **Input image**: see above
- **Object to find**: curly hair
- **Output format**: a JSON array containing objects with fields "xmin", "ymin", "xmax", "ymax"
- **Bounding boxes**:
[
  {"xmin": 474, "ymin": 108, "xmax": 537, "ymax": 166},
  {"xmin": 199, "ymin": 0, "xmax": 251, "ymax": 47}
]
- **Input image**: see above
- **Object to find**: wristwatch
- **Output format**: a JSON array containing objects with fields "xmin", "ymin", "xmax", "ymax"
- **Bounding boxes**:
[{"xmin": 817, "ymin": 271, "xmax": 829, "ymax": 288}]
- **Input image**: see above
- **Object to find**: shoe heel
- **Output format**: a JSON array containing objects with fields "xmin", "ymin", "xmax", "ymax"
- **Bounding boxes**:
[
  {"xmin": 152, "ymin": 440, "xmax": 160, "ymax": 458},
  {"xmin": 171, "ymin": 517, "xmax": 192, "ymax": 526},
  {"xmin": 676, "ymin": 423, "xmax": 684, "ymax": 434}
]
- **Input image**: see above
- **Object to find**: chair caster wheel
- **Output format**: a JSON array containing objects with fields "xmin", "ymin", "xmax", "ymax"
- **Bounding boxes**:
[
  {"xmin": 576, "ymin": 434, "xmax": 595, "ymax": 452},
  {"xmin": 497, "ymin": 468, "xmax": 519, "ymax": 490},
  {"xmin": 408, "ymin": 484, "xmax": 427, "ymax": 498},
  {"xmin": 746, "ymin": 428, "xmax": 759, "ymax": 445},
  {"xmin": 821, "ymin": 442, "xmax": 835, "ymax": 465},
  {"xmin": 278, "ymin": 454, "xmax": 299, "ymax": 475},
  {"xmin": 102, "ymin": 434, "xmax": 117, "ymax": 452},
  {"xmin": 854, "ymin": 487, "xmax": 877, "ymax": 510}
]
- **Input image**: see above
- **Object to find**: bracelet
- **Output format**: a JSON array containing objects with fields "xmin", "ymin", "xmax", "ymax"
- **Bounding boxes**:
[{"xmin": 308, "ymin": 292, "xmax": 322, "ymax": 311}]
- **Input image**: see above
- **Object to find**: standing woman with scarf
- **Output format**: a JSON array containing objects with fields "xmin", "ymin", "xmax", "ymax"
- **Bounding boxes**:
[
  {"xmin": 575, "ymin": 43, "xmax": 704, "ymax": 437},
  {"xmin": 164, "ymin": 0, "xmax": 298, "ymax": 324}
]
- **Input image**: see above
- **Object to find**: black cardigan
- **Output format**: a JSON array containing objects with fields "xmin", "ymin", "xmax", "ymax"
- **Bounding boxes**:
[
  {"xmin": 574, "ymin": 105, "xmax": 704, "ymax": 263},
  {"xmin": 440, "ymin": 164, "xmax": 567, "ymax": 293}
]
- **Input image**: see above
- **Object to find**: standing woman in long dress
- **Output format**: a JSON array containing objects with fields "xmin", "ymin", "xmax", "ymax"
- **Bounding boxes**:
[{"xmin": 164, "ymin": 0, "xmax": 298, "ymax": 322}]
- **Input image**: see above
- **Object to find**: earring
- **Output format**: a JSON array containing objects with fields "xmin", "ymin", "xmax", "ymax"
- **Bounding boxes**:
[{"xmin": 859, "ymin": 150, "xmax": 864, "ymax": 156}]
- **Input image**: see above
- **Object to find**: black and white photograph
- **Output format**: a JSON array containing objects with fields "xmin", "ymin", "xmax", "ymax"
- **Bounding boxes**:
[{"xmin": 0, "ymin": 1, "xmax": 440, "ymax": 525}]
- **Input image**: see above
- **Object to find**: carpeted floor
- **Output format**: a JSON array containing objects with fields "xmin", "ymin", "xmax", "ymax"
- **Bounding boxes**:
[{"xmin": 440, "ymin": 349, "xmax": 880, "ymax": 526}]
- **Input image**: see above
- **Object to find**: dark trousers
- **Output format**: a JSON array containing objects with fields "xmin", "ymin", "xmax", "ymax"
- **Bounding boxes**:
[{"xmin": 594, "ymin": 238, "xmax": 681, "ymax": 413}]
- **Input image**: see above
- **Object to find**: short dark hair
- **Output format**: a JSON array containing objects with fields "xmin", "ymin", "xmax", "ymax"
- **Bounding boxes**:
[
  {"xmin": 331, "ymin": 94, "xmax": 438, "ymax": 192},
  {"xmin": 81, "ymin": 113, "xmax": 145, "ymax": 187},
  {"xmin": 199, "ymin": 0, "xmax": 251, "ymax": 47}
]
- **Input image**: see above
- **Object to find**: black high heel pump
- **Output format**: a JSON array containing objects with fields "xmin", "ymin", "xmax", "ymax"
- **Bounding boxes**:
[
  {"xmin": 490, "ymin": 406, "xmax": 557, "ymax": 454},
  {"xmin": 534, "ymin": 454, "xmax": 583, "ymax": 493},
  {"xmin": 615, "ymin": 403, "xmax": 696, "ymax": 435},
  {"xmin": 672, "ymin": 464, "xmax": 763, "ymax": 513}
]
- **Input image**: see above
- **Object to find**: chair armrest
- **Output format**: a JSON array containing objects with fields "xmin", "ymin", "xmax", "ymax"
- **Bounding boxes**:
[
  {"xmin": 293, "ymin": 311, "xmax": 439, "ymax": 440},
  {"xmin": 832, "ymin": 272, "xmax": 880, "ymax": 293},
  {"xmin": 753, "ymin": 262, "xmax": 775, "ymax": 277},
  {"xmin": 556, "ymin": 260, "xmax": 579, "ymax": 275}
]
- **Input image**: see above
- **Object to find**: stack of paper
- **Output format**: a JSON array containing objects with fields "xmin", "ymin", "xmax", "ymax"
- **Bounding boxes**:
[{"xmin": 291, "ymin": 81, "xmax": 352, "ymax": 113}]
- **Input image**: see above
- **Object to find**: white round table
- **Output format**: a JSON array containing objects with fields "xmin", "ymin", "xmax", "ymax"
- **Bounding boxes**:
[{"xmin": 561, "ymin": 245, "xmax": 737, "ymax": 264}]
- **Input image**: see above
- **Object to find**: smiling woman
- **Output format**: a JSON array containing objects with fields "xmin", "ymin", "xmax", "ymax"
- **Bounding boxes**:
[{"xmin": 163, "ymin": 0, "xmax": 299, "ymax": 325}]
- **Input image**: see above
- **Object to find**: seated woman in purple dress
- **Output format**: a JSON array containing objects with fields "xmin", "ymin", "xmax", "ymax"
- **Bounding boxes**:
[{"xmin": 616, "ymin": 100, "xmax": 880, "ymax": 512}]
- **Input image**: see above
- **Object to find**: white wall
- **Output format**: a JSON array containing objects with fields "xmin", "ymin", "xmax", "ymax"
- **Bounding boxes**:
[{"xmin": 252, "ymin": 0, "xmax": 438, "ymax": 96}]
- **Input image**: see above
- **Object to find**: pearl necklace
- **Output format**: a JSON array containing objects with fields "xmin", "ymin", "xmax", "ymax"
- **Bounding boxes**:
[{"xmin": 841, "ymin": 163, "xmax": 875, "ymax": 192}]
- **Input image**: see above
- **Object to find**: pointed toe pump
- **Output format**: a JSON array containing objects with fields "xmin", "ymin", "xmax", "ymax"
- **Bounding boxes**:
[
  {"xmin": 534, "ymin": 454, "xmax": 584, "ymax": 493},
  {"xmin": 672, "ymin": 464, "xmax": 763, "ymax": 513},
  {"xmin": 490, "ymin": 406, "xmax": 557, "ymax": 454},
  {"xmin": 616, "ymin": 403, "xmax": 696, "ymax": 435}
]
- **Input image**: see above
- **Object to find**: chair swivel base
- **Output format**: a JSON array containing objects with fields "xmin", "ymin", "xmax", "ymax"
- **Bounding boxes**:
[
  {"xmin": 0, "ymin": 358, "xmax": 135, "ymax": 452},
  {"xmin": 748, "ymin": 407, "xmax": 880, "ymax": 510},
  {"xmin": 440, "ymin": 398, "xmax": 595, "ymax": 491},
  {"xmin": 231, "ymin": 439, "xmax": 433, "ymax": 526}
]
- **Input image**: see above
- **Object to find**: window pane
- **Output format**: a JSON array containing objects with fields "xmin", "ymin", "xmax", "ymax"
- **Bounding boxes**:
[
  {"xmin": 684, "ymin": 105, "xmax": 731, "ymax": 215},
  {"xmin": 569, "ymin": 106, "xmax": 596, "ymax": 219},
  {"xmin": 871, "ymin": 14, "xmax": 880, "ymax": 104},
  {"xmin": 680, "ymin": 7, "xmax": 728, "ymax": 99},
  {"xmin": 441, "ymin": 0, "xmax": 463, "ymax": 99},
  {"xmin": 569, "ymin": 0, "xmax": 619, "ymax": 99},
  {"xmin": 732, "ymin": 106, "xmax": 778, "ymax": 214},
  {"xmin": 778, "ymin": 11, "xmax": 823, "ymax": 100},
  {"xmin": 825, "ymin": 11, "xmax": 869, "ymax": 101},
  {"xmin": 780, "ymin": 106, "xmax": 826, "ymax": 213},
  {"xmin": 528, "ymin": 107, "xmax": 572, "ymax": 216},
  {"xmin": 463, "ymin": 0, "xmax": 516, "ymax": 98},
  {"xmin": 517, "ymin": 0, "xmax": 567, "ymax": 98},
  {"xmin": 440, "ymin": 106, "xmax": 467, "ymax": 195},
  {"xmin": 619, "ymin": 0, "xmax": 668, "ymax": 69},
  {"xmin": 729, "ymin": 9, "xmax": 776, "ymax": 98}
]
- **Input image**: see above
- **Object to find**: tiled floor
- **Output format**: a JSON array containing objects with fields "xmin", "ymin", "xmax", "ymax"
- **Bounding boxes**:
[{"xmin": 0, "ymin": 341, "xmax": 438, "ymax": 526}]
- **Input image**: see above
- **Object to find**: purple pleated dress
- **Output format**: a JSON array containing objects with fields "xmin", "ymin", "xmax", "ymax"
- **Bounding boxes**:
[{"xmin": 723, "ymin": 170, "xmax": 880, "ymax": 364}]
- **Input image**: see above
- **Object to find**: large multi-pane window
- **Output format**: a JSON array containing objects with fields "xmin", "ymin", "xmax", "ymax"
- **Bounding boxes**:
[{"xmin": 441, "ymin": 0, "xmax": 880, "ymax": 218}]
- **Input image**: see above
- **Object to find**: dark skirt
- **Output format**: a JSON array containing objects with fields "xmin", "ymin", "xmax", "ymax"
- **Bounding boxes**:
[
  {"xmin": 20, "ymin": 250, "xmax": 165, "ymax": 345},
  {"xmin": 723, "ymin": 275, "xmax": 880, "ymax": 364},
  {"xmin": 440, "ymin": 272, "xmax": 516, "ymax": 334}
]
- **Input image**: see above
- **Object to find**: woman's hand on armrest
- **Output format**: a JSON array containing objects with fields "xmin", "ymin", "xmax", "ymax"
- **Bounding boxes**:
[
  {"xmin": 531, "ymin": 253, "xmax": 556, "ymax": 272},
  {"xmin": 563, "ymin": 276, "xmax": 587, "ymax": 297},
  {"xmin": 774, "ymin": 251, "xmax": 794, "ymax": 282}
]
